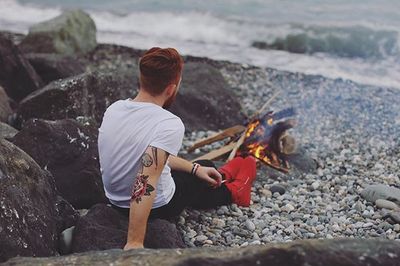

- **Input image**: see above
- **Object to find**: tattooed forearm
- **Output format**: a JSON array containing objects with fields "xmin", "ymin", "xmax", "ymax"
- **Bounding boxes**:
[{"xmin": 131, "ymin": 173, "xmax": 155, "ymax": 203}]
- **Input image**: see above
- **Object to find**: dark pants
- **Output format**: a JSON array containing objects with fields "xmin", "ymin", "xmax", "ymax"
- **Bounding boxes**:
[{"xmin": 111, "ymin": 160, "xmax": 232, "ymax": 219}]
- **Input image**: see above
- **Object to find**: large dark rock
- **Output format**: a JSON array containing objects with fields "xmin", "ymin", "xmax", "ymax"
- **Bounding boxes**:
[
  {"xmin": 17, "ymin": 70, "xmax": 137, "ymax": 128},
  {"xmin": 3, "ymin": 239, "xmax": 400, "ymax": 266},
  {"xmin": 170, "ymin": 61, "xmax": 246, "ymax": 131},
  {"xmin": 0, "ymin": 139, "xmax": 73, "ymax": 262},
  {"xmin": 71, "ymin": 204, "xmax": 186, "ymax": 253},
  {"xmin": 11, "ymin": 118, "xmax": 107, "ymax": 209},
  {"xmin": 0, "ymin": 34, "xmax": 43, "ymax": 102},
  {"xmin": 19, "ymin": 10, "xmax": 97, "ymax": 55},
  {"xmin": 26, "ymin": 53, "xmax": 87, "ymax": 85},
  {"xmin": 54, "ymin": 196, "xmax": 80, "ymax": 234},
  {"xmin": 0, "ymin": 86, "xmax": 12, "ymax": 123}
]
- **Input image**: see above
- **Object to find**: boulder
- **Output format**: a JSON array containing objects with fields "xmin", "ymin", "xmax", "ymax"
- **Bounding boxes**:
[
  {"xmin": 11, "ymin": 118, "xmax": 107, "ymax": 209},
  {"xmin": 26, "ymin": 53, "xmax": 87, "ymax": 85},
  {"xmin": 4, "ymin": 239, "xmax": 400, "ymax": 266},
  {"xmin": 361, "ymin": 184, "xmax": 400, "ymax": 204},
  {"xmin": 0, "ymin": 31, "xmax": 25, "ymax": 46},
  {"xmin": 0, "ymin": 34, "xmax": 43, "ymax": 102},
  {"xmin": 0, "ymin": 139, "xmax": 61, "ymax": 262},
  {"xmin": 54, "ymin": 195, "xmax": 80, "ymax": 234},
  {"xmin": 19, "ymin": 10, "xmax": 97, "ymax": 55},
  {"xmin": 17, "ymin": 70, "xmax": 137, "ymax": 128},
  {"xmin": 145, "ymin": 219, "xmax": 186, "ymax": 249},
  {"xmin": 170, "ymin": 61, "xmax": 246, "ymax": 131},
  {"xmin": 71, "ymin": 204, "xmax": 185, "ymax": 254},
  {"xmin": 71, "ymin": 204, "xmax": 127, "ymax": 253},
  {"xmin": 0, "ymin": 122, "xmax": 18, "ymax": 140},
  {"xmin": 0, "ymin": 86, "xmax": 12, "ymax": 123}
]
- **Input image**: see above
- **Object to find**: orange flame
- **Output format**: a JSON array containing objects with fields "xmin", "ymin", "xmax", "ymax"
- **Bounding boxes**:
[{"xmin": 243, "ymin": 118, "xmax": 273, "ymax": 165}]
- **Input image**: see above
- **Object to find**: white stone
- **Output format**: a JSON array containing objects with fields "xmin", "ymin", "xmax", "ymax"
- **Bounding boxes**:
[
  {"xmin": 195, "ymin": 235, "xmax": 207, "ymax": 242},
  {"xmin": 212, "ymin": 218, "xmax": 226, "ymax": 228},
  {"xmin": 311, "ymin": 181, "xmax": 320, "ymax": 190},
  {"xmin": 281, "ymin": 204, "xmax": 295, "ymax": 213},
  {"xmin": 261, "ymin": 189, "xmax": 272, "ymax": 198},
  {"xmin": 331, "ymin": 224, "xmax": 341, "ymax": 232},
  {"xmin": 245, "ymin": 220, "xmax": 256, "ymax": 231}
]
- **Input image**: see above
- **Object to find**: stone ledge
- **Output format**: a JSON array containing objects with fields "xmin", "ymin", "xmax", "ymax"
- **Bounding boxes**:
[{"xmin": 3, "ymin": 239, "xmax": 399, "ymax": 266}]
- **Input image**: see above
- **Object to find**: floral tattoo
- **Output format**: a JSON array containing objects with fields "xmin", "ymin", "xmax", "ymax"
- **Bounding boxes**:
[
  {"xmin": 131, "ymin": 174, "xmax": 155, "ymax": 203},
  {"xmin": 130, "ymin": 147, "xmax": 169, "ymax": 203}
]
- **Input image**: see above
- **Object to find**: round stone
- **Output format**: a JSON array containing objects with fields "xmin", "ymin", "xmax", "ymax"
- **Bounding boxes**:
[
  {"xmin": 195, "ymin": 235, "xmax": 208, "ymax": 242},
  {"xmin": 245, "ymin": 220, "xmax": 256, "ymax": 231},
  {"xmin": 261, "ymin": 189, "xmax": 272, "ymax": 198},
  {"xmin": 281, "ymin": 204, "xmax": 295, "ymax": 213},
  {"xmin": 270, "ymin": 185, "xmax": 286, "ymax": 195}
]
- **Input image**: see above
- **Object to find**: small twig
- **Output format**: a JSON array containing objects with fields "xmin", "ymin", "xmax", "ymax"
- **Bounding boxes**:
[{"xmin": 251, "ymin": 90, "xmax": 281, "ymax": 121}]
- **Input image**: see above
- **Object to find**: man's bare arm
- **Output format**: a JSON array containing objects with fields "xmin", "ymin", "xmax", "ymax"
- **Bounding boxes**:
[
  {"xmin": 168, "ymin": 155, "xmax": 192, "ymax": 173},
  {"xmin": 168, "ymin": 155, "xmax": 222, "ymax": 187},
  {"xmin": 124, "ymin": 146, "xmax": 169, "ymax": 250}
]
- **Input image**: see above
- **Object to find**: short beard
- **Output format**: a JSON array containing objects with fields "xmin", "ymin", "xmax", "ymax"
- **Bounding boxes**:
[{"xmin": 162, "ymin": 92, "xmax": 177, "ymax": 109}]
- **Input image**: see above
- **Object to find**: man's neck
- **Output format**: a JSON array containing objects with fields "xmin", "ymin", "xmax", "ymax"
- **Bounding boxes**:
[{"xmin": 131, "ymin": 90, "xmax": 164, "ymax": 107}]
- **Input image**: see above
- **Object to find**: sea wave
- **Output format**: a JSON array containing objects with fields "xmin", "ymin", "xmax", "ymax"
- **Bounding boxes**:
[
  {"xmin": 0, "ymin": 0, "xmax": 400, "ymax": 89},
  {"xmin": 252, "ymin": 26, "xmax": 400, "ymax": 60}
]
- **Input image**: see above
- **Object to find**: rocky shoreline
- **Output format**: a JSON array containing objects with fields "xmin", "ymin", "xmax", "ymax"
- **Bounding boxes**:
[{"xmin": 1, "ymin": 10, "xmax": 399, "ymax": 265}]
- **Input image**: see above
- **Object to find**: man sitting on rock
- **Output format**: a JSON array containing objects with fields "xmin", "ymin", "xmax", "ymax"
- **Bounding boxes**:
[{"xmin": 98, "ymin": 47, "xmax": 257, "ymax": 250}]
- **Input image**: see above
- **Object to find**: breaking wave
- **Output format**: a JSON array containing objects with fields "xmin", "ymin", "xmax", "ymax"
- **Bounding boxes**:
[
  {"xmin": 1, "ymin": 0, "xmax": 400, "ymax": 89},
  {"xmin": 252, "ymin": 26, "xmax": 400, "ymax": 59}
]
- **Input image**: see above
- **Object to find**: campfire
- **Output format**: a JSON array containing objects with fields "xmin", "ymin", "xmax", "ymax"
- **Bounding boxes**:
[{"xmin": 188, "ymin": 92, "xmax": 297, "ymax": 173}]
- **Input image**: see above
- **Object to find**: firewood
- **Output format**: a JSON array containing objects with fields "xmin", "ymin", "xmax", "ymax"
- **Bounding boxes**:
[
  {"xmin": 227, "ymin": 90, "xmax": 281, "ymax": 162},
  {"xmin": 187, "ymin": 125, "xmax": 245, "ymax": 152},
  {"xmin": 227, "ymin": 132, "xmax": 246, "ymax": 161},
  {"xmin": 252, "ymin": 90, "xmax": 281, "ymax": 120},
  {"xmin": 191, "ymin": 142, "xmax": 237, "ymax": 162}
]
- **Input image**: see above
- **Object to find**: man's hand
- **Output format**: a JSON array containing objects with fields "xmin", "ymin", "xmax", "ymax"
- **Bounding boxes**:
[
  {"xmin": 168, "ymin": 156, "xmax": 222, "ymax": 188},
  {"xmin": 195, "ymin": 166, "xmax": 222, "ymax": 188}
]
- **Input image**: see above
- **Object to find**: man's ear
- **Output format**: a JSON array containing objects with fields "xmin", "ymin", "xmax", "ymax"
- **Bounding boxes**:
[{"xmin": 165, "ymin": 83, "xmax": 177, "ymax": 96}]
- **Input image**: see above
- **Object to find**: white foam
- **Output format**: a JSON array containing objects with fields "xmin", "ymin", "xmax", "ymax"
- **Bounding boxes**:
[
  {"xmin": 0, "ymin": 0, "xmax": 60, "ymax": 33},
  {"xmin": 91, "ymin": 11, "xmax": 243, "ymax": 46}
]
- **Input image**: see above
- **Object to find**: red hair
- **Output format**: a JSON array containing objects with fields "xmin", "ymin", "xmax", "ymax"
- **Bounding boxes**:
[{"xmin": 139, "ymin": 47, "xmax": 184, "ymax": 95}]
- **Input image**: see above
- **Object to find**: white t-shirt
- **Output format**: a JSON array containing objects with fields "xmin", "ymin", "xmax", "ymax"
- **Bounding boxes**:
[{"xmin": 98, "ymin": 99, "xmax": 185, "ymax": 209}]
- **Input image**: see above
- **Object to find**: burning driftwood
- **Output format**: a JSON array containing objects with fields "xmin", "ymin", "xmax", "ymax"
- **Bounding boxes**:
[{"xmin": 188, "ymin": 92, "xmax": 297, "ymax": 173}]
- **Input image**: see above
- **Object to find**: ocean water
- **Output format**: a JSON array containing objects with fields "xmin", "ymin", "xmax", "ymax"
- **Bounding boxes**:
[{"xmin": 0, "ymin": 0, "xmax": 399, "ymax": 89}]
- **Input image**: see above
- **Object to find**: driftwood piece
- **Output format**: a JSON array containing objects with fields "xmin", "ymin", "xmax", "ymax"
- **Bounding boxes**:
[
  {"xmin": 227, "ymin": 133, "xmax": 246, "ymax": 161},
  {"xmin": 187, "ymin": 125, "xmax": 245, "ymax": 152},
  {"xmin": 191, "ymin": 142, "xmax": 237, "ymax": 162}
]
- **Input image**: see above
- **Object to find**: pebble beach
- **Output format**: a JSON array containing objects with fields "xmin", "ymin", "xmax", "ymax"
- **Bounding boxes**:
[{"xmin": 179, "ymin": 63, "xmax": 400, "ymax": 247}]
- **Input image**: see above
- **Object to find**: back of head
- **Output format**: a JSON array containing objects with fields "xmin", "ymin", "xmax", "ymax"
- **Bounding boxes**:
[{"xmin": 139, "ymin": 47, "xmax": 184, "ymax": 96}]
